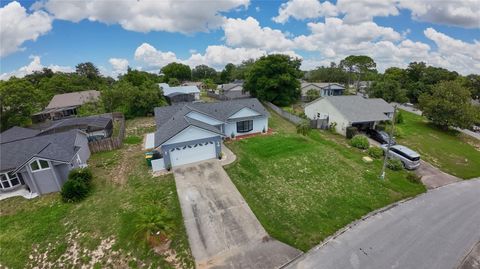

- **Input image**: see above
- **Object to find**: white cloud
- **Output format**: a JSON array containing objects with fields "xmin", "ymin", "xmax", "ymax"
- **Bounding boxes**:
[
  {"xmin": 223, "ymin": 17, "xmax": 294, "ymax": 51},
  {"xmin": 36, "ymin": 0, "xmax": 249, "ymax": 33},
  {"xmin": 273, "ymin": 0, "xmax": 337, "ymax": 23},
  {"xmin": 108, "ymin": 58, "xmax": 129, "ymax": 75},
  {"xmin": 336, "ymin": 0, "xmax": 399, "ymax": 24},
  {"xmin": 0, "ymin": 1, "xmax": 52, "ymax": 57},
  {"xmin": 134, "ymin": 43, "xmax": 180, "ymax": 68},
  {"xmin": 0, "ymin": 55, "xmax": 73, "ymax": 80}
]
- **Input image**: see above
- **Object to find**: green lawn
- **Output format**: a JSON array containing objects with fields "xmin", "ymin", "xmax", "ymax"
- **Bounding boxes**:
[
  {"xmin": 0, "ymin": 118, "xmax": 193, "ymax": 269},
  {"xmin": 395, "ymin": 110, "xmax": 480, "ymax": 179},
  {"xmin": 225, "ymin": 110, "xmax": 425, "ymax": 251}
]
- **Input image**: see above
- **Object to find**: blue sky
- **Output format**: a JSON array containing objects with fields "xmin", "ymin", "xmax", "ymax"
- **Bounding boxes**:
[{"xmin": 1, "ymin": 0, "xmax": 479, "ymax": 79}]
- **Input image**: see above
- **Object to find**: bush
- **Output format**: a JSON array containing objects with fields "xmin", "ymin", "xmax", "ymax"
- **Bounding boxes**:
[
  {"xmin": 346, "ymin": 126, "xmax": 358, "ymax": 139},
  {"xmin": 387, "ymin": 159, "xmax": 404, "ymax": 171},
  {"xmin": 407, "ymin": 172, "xmax": 422, "ymax": 184},
  {"xmin": 395, "ymin": 110, "xmax": 404, "ymax": 124},
  {"xmin": 367, "ymin": 146, "xmax": 384, "ymax": 158},
  {"xmin": 61, "ymin": 179, "xmax": 90, "ymax": 202},
  {"xmin": 350, "ymin": 135, "xmax": 369, "ymax": 149},
  {"xmin": 68, "ymin": 167, "xmax": 93, "ymax": 184}
]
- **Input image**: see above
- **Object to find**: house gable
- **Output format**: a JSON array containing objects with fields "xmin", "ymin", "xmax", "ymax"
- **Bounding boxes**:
[
  {"xmin": 164, "ymin": 126, "xmax": 220, "ymax": 145},
  {"xmin": 185, "ymin": 111, "xmax": 223, "ymax": 126},
  {"xmin": 228, "ymin": 107, "xmax": 261, "ymax": 119}
]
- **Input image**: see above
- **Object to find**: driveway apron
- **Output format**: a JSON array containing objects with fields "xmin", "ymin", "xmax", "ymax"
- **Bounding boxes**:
[{"xmin": 173, "ymin": 160, "xmax": 301, "ymax": 269}]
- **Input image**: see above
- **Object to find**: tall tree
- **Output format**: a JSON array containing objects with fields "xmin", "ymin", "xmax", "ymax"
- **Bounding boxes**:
[
  {"xmin": 340, "ymin": 55, "xmax": 376, "ymax": 92},
  {"xmin": 192, "ymin": 65, "xmax": 217, "ymax": 81},
  {"xmin": 369, "ymin": 79, "xmax": 407, "ymax": 103},
  {"xmin": 160, "ymin": 62, "xmax": 191, "ymax": 82},
  {"xmin": 419, "ymin": 81, "xmax": 478, "ymax": 129},
  {"xmin": 244, "ymin": 54, "xmax": 302, "ymax": 106},
  {"xmin": 220, "ymin": 63, "xmax": 236, "ymax": 83},
  {"xmin": 76, "ymin": 62, "xmax": 101, "ymax": 80},
  {"xmin": 0, "ymin": 78, "xmax": 39, "ymax": 130}
]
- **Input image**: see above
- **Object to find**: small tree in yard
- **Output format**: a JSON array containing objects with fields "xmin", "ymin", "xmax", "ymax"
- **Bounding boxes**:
[
  {"xmin": 61, "ymin": 168, "xmax": 93, "ymax": 202},
  {"xmin": 419, "ymin": 81, "xmax": 478, "ymax": 130},
  {"xmin": 296, "ymin": 119, "xmax": 311, "ymax": 136},
  {"xmin": 306, "ymin": 89, "xmax": 319, "ymax": 101}
]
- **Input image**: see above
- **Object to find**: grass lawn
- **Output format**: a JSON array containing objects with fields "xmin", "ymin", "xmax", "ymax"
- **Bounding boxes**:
[
  {"xmin": 225, "ymin": 109, "xmax": 426, "ymax": 251},
  {"xmin": 0, "ymin": 117, "xmax": 193, "ymax": 269},
  {"xmin": 394, "ymin": 110, "xmax": 480, "ymax": 179}
]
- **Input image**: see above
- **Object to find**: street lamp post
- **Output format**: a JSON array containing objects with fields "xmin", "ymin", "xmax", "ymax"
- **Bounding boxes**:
[{"xmin": 380, "ymin": 105, "xmax": 397, "ymax": 180}]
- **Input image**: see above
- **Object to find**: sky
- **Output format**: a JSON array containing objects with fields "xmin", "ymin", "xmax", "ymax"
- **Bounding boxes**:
[{"xmin": 0, "ymin": 0, "xmax": 479, "ymax": 79}]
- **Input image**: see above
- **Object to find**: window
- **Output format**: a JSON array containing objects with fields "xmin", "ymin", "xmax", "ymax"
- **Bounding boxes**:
[
  {"xmin": 0, "ymin": 172, "xmax": 21, "ymax": 189},
  {"xmin": 30, "ymin": 159, "xmax": 50, "ymax": 172},
  {"xmin": 236, "ymin": 120, "xmax": 253, "ymax": 133}
]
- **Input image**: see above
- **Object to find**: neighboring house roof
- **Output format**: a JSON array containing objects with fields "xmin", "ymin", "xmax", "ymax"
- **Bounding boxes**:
[
  {"xmin": 0, "ymin": 129, "xmax": 82, "ymax": 172},
  {"xmin": 307, "ymin": 95, "xmax": 394, "ymax": 123},
  {"xmin": 301, "ymin": 82, "xmax": 345, "ymax": 90},
  {"xmin": 46, "ymin": 90, "xmax": 100, "ymax": 109},
  {"xmin": 158, "ymin": 83, "xmax": 200, "ymax": 97},
  {"xmin": 35, "ymin": 115, "xmax": 112, "ymax": 133},
  {"xmin": 221, "ymin": 83, "xmax": 243, "ymax": 92},
  {"xmin": 154, "ymin": 98, "xmax": 268, "ymax": 147},
  {"xmin": 182, "ymin": 82, "xmax": 203, "ymax": 87},
  {"xmin": 0, "ymin": 127, "xmax": 40, "ymax": 144}
]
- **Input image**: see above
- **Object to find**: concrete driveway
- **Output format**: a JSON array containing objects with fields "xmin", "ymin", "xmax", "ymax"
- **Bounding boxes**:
[
  {"xmin": 173, "ymin": 160, "xmax": 301, "ymax": 269},
  {"xmin": 284, "ymin": 179, "xmax": 480, "ymax": 269},
  {"xmin": 415, "ymin": 160, "xmax": 460, "ymax": 189}
]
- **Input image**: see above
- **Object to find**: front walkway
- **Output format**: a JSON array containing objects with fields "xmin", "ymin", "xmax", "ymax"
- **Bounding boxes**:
[
  {"xmin": 173, "ymin": 160, "xmax": 301, "ymax": 269},
  {"xmin": 0, "ymin": 186, "xmax": 38, "ymax": 201}
]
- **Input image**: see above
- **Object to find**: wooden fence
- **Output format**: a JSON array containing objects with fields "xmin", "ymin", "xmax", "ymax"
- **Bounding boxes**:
[
  {"xmin": 265, "ymin": 102, "xmax": 328, "ymax": 129},
  {"xmin": 88, "ymin": 112, "xmax": 126, "ymax": 153}
]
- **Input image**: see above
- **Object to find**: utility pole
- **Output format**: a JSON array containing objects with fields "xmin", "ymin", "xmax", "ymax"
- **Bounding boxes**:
[{"xmin": 380, "ymin": 105, "xmax": 397, "ymax": 180}]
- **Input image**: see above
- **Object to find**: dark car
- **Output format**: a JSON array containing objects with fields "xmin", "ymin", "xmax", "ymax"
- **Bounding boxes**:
[{"xmin": 367, "ymin": 129, "xmax": 396, "ymax": 145}]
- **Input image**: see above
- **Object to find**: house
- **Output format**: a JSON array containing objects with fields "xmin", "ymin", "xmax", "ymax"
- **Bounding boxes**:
[
  {"xmin": 32, "ymin": 115, "xmax": 113, "ymax": 141},
  {"xmin": 32, "ymin": 90, "xmax": 100, "ymax": 122},
  {"xmin": 182, "ymin": 81, "xmax": 208, "ymax": 90},
  {"xmin": 159, "ymin": 83, "xmax": 200, "ymax": 103},
  {"xmin": 0, "ymin": 127, "xmax": 91, "ymax": 196},
  {"xmin": 152, "ymin": 98, "xmax": 268, "ymax": 169},
  {"xmin": 215, "ymin": 82, "xmax": 251, "ymax": 100},
  {"xmin": 304, "ymin": 96, "xmax": 394, "ymax": 136},
  {"xmin": 300, "ymin": 82, "xmax": 345, "ymax": 101}
]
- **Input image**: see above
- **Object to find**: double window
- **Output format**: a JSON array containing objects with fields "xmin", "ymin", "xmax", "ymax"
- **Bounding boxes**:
[
  {"xmin": 236, "ymin": 120, "xmax": 253, "ymax": 133},
  {"xmin": 0, "ymin": 172, "xmax": 21, "ymax": 189},
  {"xmin": 30, "ymin": 159, "xmax": 50, "ymax": 172}
]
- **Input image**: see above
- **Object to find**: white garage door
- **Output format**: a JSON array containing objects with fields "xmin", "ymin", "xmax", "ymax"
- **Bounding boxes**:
[{"xmin": 169, "ymin": 141, "xmax": 216, "ymax": 167}]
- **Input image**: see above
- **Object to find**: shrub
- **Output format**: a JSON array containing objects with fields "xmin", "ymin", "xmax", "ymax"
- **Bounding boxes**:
[
  {"xmin": 387, "ymin": 159, "xmax": 404, "ymax": 171},
  {"xmin": 328, "ymin": 122, "xmax": 337, "ymax": 133},
  {"xmin": 407, "ymin": 172, "xmax": 422, "ymax": 184},
  {"xmin": 68, "ymin": 167, "xmax": 93, "ymax": 184},
  {"xmin": 367, "ymin": 146, "xmax": 384, "ymax": 158},
  {"xmin": 61, "ymin": 179, "xmax": 90, "ymax": 202},
  {"xmin": 395, "ymin": 110, "xmax": 404, "ymax": 124},
  {"xmin": 346, "ymin": 126, "xmax": 358, "ymax": 139},
  {"xmin": 350, "ymin": 135, "xmax": 369, "ymax": 149},
  {"xmin": 296, "ymin": 119, "xmax": 311, "ymax": 136}
]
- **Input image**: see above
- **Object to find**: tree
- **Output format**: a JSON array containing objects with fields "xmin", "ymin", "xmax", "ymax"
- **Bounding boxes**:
[
  {"xmin": 340, "ymin": 55, "xmax": 376, "ymax": 92},
  {"xmin": 160, "ymin": 62, "xmax": 191, "ymax": 82},
  {"xmin": 244, "ymin": 54, "xmax": 302, "ymax": 106},
  {"xmin": 168, "ymin": 78, "xmax": 180, "ymax": 86},
  {"xmin": 0, "ymin": 78, "xmax": 39, "ymax": 130},
  {"xmin": 369, "ymin": 79, "xmax": 408, "ymax": 103},
  {"xmin": 419, "ymin": 81, "xmax": 477, "ymax": 129},
  {"xmin": 202, "ymin": 78, "xmax": 216, "ymax": 90},
  {"xmin": 306, "ymin": 89, "xmax": 320, "ymax": 101},
  {"xmin": 120, "ymin": 68, "xmax": 161, "ymax": 87},
  {"xmin": 76, "ymin": 62, "xmax": 100, "ymax": 80},
  {"xmin": 192, "ymin": 65, "xmax": 217, "ymax": 81},
  {"xmin": 220, "ymin": 63, "xmax": 236, "ymax": 83},
  {"xmin": 306, "ymin": 63, "xmax": 348, "ymax": 84},
  {"xmin": 296, "ymin": 119, "xmax": 311, "ymax": 136}
]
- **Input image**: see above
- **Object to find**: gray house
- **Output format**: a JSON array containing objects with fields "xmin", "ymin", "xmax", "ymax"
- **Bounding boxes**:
[
  {"xmin": 0, "ymin": 127, "xmax": 91, "ymax": 197},
  {"xmin": 32, "ymin": 115, "xmax": 113, "ymax": 141},
  {"xmin": 301, "ymin": 82, "xmax": 345, "ymax": 101},
  {"xmin": 214, "ymin": 82, "xmax": 251, "ymax": 100}
]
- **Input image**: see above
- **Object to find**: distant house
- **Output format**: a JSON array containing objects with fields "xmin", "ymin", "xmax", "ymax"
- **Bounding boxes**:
[
  {"xmin": 182, "ymin": 81, "xmax": 207, "ymax": 90},
  {"xmin": 151, "ymin": 98, "xmax": 268, "ymax": 170},
  {"xmin": 32, "ymin": 90, "xmax": 100, "ymax": 122},
  {"xmin": 300, "ymin": 82, "xmax": 345, "ymax": 101},
  {"xmin": 214, "ymin": 81, "xmax": 251, "ymax": 100},
  {"xmin": 0, "ymin": 127, "xmax": 90, "ymax": 197},
  {"xmin": 304, "ymin": 96, "xmax": 394, "ymax": 136},
  {"xmin": 159, "ymin": 83, "xmax": 200, "ymax": 104}
]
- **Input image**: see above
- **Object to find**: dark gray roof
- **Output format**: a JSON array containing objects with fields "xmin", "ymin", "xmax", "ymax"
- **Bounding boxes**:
[
  {"xmin": 0, "ymin": 127, "xmax": 41, "ymax": 144},
  {"xmin": 36, "ymin": 115, "xmax": 112, "ymax": 133},
  {"xmin": 0, "ymin": 129, "xmax": 82, "ymax": 172},
  {"xmin": 321, "ymin": 96, "xmax": 394, "ymax": 123},
  {"xmin": 154, "ymin": 98, "xmax": 268, "ymax": 147}
]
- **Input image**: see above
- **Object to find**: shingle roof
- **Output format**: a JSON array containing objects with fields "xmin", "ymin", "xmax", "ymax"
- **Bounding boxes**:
[
  {"xmin": 0, "ymin": 129, "xmax": 81, "ymax": 172},
  {"xmin": 321, "ymin": 96, "xmax": 394, "ymax": 123},
  {"xmin": 153, "ymin": 98, "xmax": 268, "ymax": 147},
  {"xmin": 301, "ymin": 82, "xmax": 345, "ymax": 89},
  {"xmin": 158, "ymin": 83, "xmax": 200, "ymax": 97},
  {"xmin": 0, "ymin": 127, "xmax": 40, "ymax": 144},
  {"xmin": 46, "ymin": 90, "xmax": 100, "ymax": 109},
  {"xmin": 38, "ymin": 115, "xmax": 112, "ymax": 133}
]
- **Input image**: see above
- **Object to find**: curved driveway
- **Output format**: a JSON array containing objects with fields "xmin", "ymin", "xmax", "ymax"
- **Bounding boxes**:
[{"xmin": 286, "ymin": 179, "xmax": 480, "ymax": 269}]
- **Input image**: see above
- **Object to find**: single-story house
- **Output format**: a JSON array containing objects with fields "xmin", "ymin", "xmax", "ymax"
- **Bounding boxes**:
[
  {"xmin": 182, "ymin": 81, "xmax": 208, "ymax": 90},
  {"xmin": 152, "ymin": 98, "xmax": 268, "ymax": 169},
  {"xmin": 214, "ymin": 82, "xmax": 251, "ymax": 100},
  {"xmin": 301, "ymin": 82, "xmax": 345, "ymax": 101},
  {"xmin": 33, "ymin": 115, "xmax": 113, "ymax": 141},
  {"xmin": 304, "ymin": 96, "xmax": 394, "ymax": 136},
  {"xmin": 159, "ymin": 83, "xmax": 200, "ymax": 103},
  {"xmin": 32, "ymin": 90, "xmax": 101, "ymax": 122},
  {"xmin": 0, "ymin": 127, "xmax": 91, "ymax": 196}
]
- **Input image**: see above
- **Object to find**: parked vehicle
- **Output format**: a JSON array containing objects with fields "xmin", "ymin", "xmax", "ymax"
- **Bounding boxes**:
[
  {"xmin": 381, "ymin": 144, "xmax": 421, "ymax": 170},
  {"xmin": 367, "ymin": 129, "xmax": 396, "ymax": 145}
]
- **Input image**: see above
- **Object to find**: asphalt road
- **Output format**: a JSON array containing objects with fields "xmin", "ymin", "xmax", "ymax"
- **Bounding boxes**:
[
  {"xmin": 285, "ymin": 179, "xmax": 480, "ymax": 269},
  {"xmin": 173, "ymin": 160, "xmax": 301, "ymax": 269}
]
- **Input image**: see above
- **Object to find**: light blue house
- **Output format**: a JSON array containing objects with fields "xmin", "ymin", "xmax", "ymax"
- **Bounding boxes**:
[{"xmin": 152, "ymin": 98, "xmax": 268, "ymax": 169}]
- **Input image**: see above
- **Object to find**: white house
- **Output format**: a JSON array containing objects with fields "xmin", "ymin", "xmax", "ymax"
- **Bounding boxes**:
[
  {"xmin": 152, "ymin": 98, "xmax": 268, "ymax": 169},
  {"xmin": 304, "ymin": 96, "xmax": 394, "ymax": 136}
]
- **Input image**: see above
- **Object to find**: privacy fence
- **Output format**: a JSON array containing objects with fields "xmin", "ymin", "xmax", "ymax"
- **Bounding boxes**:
[
  {"xmin": 265, "ymin": 102, "xmax": 328, "ymax": 129},
  {"xmin": 88, "ymin": 112, "xmax": 126, "ymax": 153}
]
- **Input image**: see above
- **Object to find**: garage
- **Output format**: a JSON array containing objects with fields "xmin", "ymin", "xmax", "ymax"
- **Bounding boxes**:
[{"xmin": 169, "ymin": 141, "xmax": 217, "ymax": 167}]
